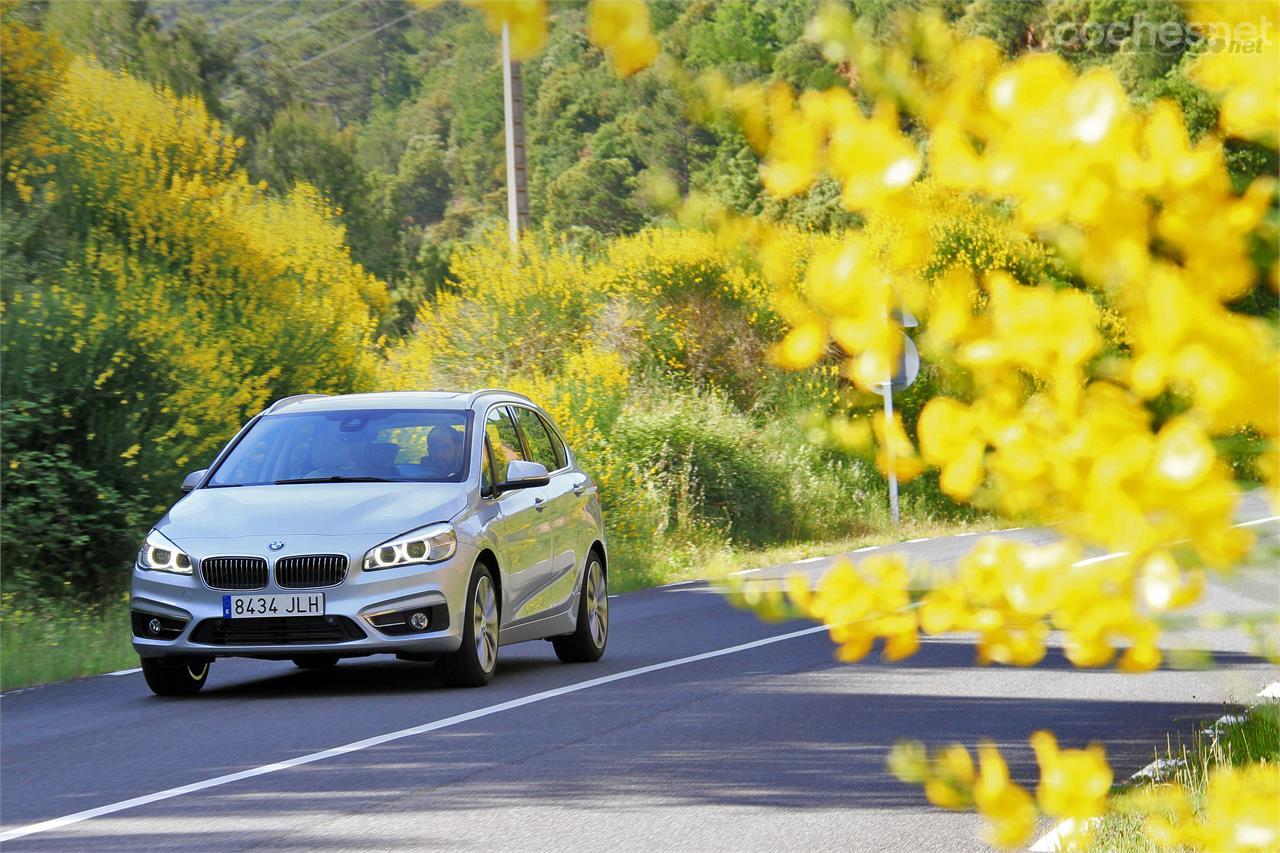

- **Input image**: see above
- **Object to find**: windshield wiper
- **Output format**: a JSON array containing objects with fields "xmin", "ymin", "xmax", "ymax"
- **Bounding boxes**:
[{"xmin": 272, "ymin": 476, "xmax": 392, "ymax": 485}]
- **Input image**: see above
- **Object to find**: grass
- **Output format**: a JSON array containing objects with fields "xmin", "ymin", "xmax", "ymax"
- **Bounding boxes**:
[
  {"xmin": 1, "ymin": 598, "xmax": 137, "ymax": 692},
  {"xmin": 608, "ymin": 515, "xmax": 982, "ymax": 593},
  {"xmin": 1086, "ymin": 699, "xmax": 1280, "ymax": 852},
  {"xmin": 0, "ymin": 516, "xmax": 981, "ymax": 692}
]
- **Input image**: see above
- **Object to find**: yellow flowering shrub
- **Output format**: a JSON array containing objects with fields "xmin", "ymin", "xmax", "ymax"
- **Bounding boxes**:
[{"xmin": 2, "ymin": 48, "xmax": 384, "ymax": 595}]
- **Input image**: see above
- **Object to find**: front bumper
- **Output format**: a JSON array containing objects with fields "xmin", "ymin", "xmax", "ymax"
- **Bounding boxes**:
[{"xmin": 130, "ymin": 552, "xmax": 472, "ymax": 660}]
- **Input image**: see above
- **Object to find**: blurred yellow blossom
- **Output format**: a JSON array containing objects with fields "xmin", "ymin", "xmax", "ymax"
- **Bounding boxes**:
[
  {"xmin": 462, "ymin": 0, "xmax": 547, "ymax": 60},
  {"xmin": 1031, "ymin": 730, "xmax": 1113, "ymax": 820},
  {"xmin": 586, "ymin": 0, "xmax": 659, "ymax": 77}
]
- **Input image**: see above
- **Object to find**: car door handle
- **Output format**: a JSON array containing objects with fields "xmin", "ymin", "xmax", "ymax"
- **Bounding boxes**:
[
  {"xmin": 533, "ymin": 496, "xmax": 546, "ymax": 511},
  {"xmin": 572, "ymin": 479, "xmax": 588, "ymax": 496}
]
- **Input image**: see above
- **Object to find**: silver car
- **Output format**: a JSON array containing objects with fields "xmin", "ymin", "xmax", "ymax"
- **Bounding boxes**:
[{"xmin": 130, "ymin": 389, "xmax": 609, "ymax": 695}]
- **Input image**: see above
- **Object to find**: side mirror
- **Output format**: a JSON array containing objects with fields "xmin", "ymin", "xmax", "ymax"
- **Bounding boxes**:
[
  {"xmin": 497, "ymin": 460, "xmax": 550, "ymax": 492},
  {"xmin": 180, "ymin": 469, "xmax": 208, "ymax": 493}
]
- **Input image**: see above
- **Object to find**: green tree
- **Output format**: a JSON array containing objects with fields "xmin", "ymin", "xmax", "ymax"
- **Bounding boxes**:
[
  {"xmin": 544, "ymin": 157, "xmax": 645, "ymax": 235},
  {"xmin": 43, "ymin": 0, "xmax": 236, "ymax": 114},
  {"xmin": 393, "ymin": 138, "xmax": 452, "ymax": 225},
  {"xmin": 252, "ymin": 105, "xmax": 398, "ymax": 277},
  {"xmin": 685, "ymin": 0, "xmax": 778, "ymax": 73}
]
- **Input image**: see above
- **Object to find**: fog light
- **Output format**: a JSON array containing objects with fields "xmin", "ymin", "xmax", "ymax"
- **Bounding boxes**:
[
  {"xmin": 148, "ymin": 618, "xmax": 163, "ymax": 635},
  {"xmin": 409, "ymin": 611, "xmax": 429, "ymax": 630}
]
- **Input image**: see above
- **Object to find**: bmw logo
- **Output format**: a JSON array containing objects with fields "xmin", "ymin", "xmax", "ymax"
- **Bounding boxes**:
[{"xmin": 269, "ymin": 541, "xmax": 285, "ymax": 551}]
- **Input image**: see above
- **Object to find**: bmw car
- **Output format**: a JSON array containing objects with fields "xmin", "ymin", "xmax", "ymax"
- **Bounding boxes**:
[{"xmin": 130, "ymin": 390, "xmax": 609, "ymax": 695}]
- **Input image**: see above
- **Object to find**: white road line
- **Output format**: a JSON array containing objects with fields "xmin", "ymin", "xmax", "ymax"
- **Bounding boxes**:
[
  {"xmin": 1258, "ymin": 682, "xmax": 1280, "ymax": 699},
  {"xmin": 106, "ymin": 668, "xmax": 141, "ymax": 677},
  {"xmin": 1073, "ymin": 551, "xmax": 1130, "ymax": 567},
  {"xmin": 795, "ymin": 556, "xmax": 825, "ymax": 564},
  {"xmin": 1235, "ymin": 515, "xmax": 1280, "ymax": 527},
  {"xmin": 953, "ymin": 531, "xmax": 978, "ymax": 537},
  {"xmin": 730, "ymin": 567, "xmax": 763, "ymax": 576},
  {"xmin": 852, "ymin": 545, "xmax": 879, "ymax": 553},
  {"xmin": 0, "ymin": 623, "xmax": 831, "ymax": 844}
]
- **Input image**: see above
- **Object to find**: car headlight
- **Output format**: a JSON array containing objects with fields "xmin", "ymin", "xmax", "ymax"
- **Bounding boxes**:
[
  {"xmin": 137, "ymin": 529, "xmax": 192, "ymax": 574},
  {"xmin": 363, "ymin": 523, "xmax": 457, "ymax": 571}
]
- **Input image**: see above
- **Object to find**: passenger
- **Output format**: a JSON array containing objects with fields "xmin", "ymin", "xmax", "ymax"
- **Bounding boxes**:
[{"xmin": 420, "ymin": 426, "xmax": 464, "ymax": 479}]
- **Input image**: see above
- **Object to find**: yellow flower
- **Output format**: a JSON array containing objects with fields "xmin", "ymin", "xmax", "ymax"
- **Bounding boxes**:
[
  {"xmin": 925, "ymin": 743, "xmax": 976, "ymax": 809},
  {"xmin": 587, "ymin": 0, "xmax": 659, "ymax": 77},
  {"xmin": 760, "ymin": 87, "xmax": 823, "ymax": 197},
  {"xmin": 873, "ymin": 410, "xmax": 924, "ymax": 482},
  {"xmin": 1147, "ymin": 763, "xmax": 1280, "ymax": 851},
  {"xmin": 772, "ymin": 320, "xmax": 826, "ymax": 369},
  {"xmin": 918, "ymin": 397, "xmax": 984, "ymax": 499},
  {"xmin": 974, "ymin": 742, "xmax": 1038, "ymax": 849},
  {"xmin": 1187, "ymin": 2, "xmax": 1279, "ymax": 144},
  {"xmin": 463, "ymin": 0, "xmax": 548, "ymax": 60},
  {"xmin": 1030, "ymin": 730, "xmax": 1112, "ymax": 819}
]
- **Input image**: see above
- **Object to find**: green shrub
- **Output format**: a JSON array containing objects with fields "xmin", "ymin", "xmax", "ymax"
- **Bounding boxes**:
[{"xmin": 609, "ymin": 385, "xmax": 884, "ymax": 546}]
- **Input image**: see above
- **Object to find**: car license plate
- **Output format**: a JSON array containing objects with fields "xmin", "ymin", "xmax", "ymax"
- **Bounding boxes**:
[{"xmin": 223, "ymin": 593, "xmax": 324, "ymax": 618}]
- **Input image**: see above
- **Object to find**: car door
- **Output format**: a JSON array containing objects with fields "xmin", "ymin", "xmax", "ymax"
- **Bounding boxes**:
[
  {"xmin": 511, "ymin": 406, "xmax": 580, "ymax": 614},
  {"xmin": 484, "ymin": 405, "xmax": 553, "ymax": 625}
]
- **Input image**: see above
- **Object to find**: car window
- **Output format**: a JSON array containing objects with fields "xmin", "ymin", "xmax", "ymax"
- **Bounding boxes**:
[
  {"xmin": 538, "ymin": 412, "xmax": 568, "ymax": 469},
  {"xmin": 485, "ymin": 406, "xmax": 527, "ymax": 480},
  {"xmin": 513, "ymin": 407, "xmax": 560, "ymax": 472}
]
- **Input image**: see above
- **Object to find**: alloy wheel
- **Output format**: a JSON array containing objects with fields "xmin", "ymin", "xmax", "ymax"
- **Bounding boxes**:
[
  {"xmin": 473, "ymin": 574, "xmax": 498, "ymax": 673},
  {"xmin": 585, "ymin": 560, "xmax": 607, "ymax": 649}
]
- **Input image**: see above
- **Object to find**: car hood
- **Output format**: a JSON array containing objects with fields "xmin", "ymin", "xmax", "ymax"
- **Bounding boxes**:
[{"xmin": 157, "ymin": 482, "xmax": 469, "ymax": 541}]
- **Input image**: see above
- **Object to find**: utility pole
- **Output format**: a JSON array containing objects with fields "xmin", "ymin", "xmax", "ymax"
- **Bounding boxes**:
[{"xmin": 502, "ymin": 24, "xmax": 529, "ymax": 247}]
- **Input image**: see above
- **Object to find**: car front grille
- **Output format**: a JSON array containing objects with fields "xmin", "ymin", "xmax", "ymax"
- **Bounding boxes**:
[
  {"xmin": 189, "ymin": 616, "xmax": 366, "ymax": 646},
  {"xmin": 276, "ymin": 554, "xmax": 348, "ymax": 589},
  {"xmin": 201, "ymin": 556, "xmax": 268, "ymax": 590}
]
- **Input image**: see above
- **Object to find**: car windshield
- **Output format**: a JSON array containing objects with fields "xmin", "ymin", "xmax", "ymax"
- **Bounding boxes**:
[{"xmin": 207, "ymin": 409, "xmax": 471, "ymax": 486}]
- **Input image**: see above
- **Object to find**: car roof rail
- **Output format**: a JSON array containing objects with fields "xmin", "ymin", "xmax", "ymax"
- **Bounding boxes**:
[
  {"xmin": 263, "ymin": 393, "xmax": 330, "ymax": 414},
  {"xmin": 467, "ymin": 387, "xmax": 533, "ymax": 406}
]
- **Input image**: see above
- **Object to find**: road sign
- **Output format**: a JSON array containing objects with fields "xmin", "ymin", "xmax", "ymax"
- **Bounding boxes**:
[{"xmin": 874, "ymin": 333, "xmax": 919, "ymax": 396}]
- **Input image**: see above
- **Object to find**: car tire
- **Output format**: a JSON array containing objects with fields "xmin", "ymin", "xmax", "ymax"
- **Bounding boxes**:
[
  {"xmin": 553, "ymin": 553, "xmax": 607, "ymax": 663},
  {"xmin": 141, "ymin": 657, "xmax": 209, "ymax": 697},
  {"xmin": 436, "ymin": 564, "xmax": 499, "ymax": 688},
  {"xmin": 292, "ymin": 655, "xmax": 339, "ymax": 669}
]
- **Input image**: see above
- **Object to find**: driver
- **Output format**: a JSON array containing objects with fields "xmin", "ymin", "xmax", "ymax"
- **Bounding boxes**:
[{"xmin": 420, "ymin": 426, "xmax": 464, "ymax": 479}]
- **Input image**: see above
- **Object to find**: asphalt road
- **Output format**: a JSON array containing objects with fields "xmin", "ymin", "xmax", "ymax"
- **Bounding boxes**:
[{"xmin": 2, "ymin": 501, "xmax": 1276, "ymax": 852}]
